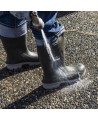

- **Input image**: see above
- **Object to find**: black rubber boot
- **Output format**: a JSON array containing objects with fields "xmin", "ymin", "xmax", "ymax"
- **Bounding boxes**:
[
  {"xmin": 37, "ymin": 34, "xmax": 86, "ymax": 89},
  {"xmin": 51, "ymin": 34, "xmax": 86, "ymax": 76},
  {"xmin": 1, "ymin": 35, "xmax": 40, "ymax": 70}
]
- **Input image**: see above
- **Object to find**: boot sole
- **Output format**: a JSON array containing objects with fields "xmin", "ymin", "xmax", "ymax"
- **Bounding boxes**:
[
  {"xmin": 43, "ymin": 69, "xmax": 86, "ymax": 90},
  {"xmin": 43, "ymin": 78, "xmax": 80, "ymax": 90},
  {"xmin": 7, "ymin": 62, "xmax": 40, "ymax": 70}
]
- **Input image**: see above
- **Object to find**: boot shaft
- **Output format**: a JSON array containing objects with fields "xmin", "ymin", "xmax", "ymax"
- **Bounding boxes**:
[
  {"xmin": 51, "ymin": 33, "xmax": 65, "ymax": 66},
  {"xmin": 0, "ymin": 35, "xmax": 28, "ymax": 54},
  {"xmin": 37, "ymin": 34, "xmax": 65, "ymax": 80},
  {"xmin": 0, "ymin": 35, "xmax": 29, "ymax": 64}
]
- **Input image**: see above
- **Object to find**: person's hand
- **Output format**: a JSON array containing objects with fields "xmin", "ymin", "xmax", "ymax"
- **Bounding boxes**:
[
  {"xmin": 10, "ymin": 11, "xmax": 44, "ymax": 30},
  {"xmin": 30, "ymin": 11, "xmax": 44, "ymax": 30}
]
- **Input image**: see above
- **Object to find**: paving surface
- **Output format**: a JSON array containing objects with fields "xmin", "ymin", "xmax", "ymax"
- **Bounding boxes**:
[{"xmin": 0, "ymin": 11, "xmax": 98, "ymax": 109}]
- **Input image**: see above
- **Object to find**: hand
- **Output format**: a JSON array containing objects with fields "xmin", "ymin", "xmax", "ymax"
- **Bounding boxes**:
[{"xmin": 30, "ymin": 11, "xmax": 44, "ymax": 30}]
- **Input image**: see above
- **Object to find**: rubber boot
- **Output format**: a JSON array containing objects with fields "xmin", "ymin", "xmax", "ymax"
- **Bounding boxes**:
[
  {"xmin": 0, "ymin": 35, "xmax": 40, "ymax": 70},
  {"xmin": 51, "ymin": 33, "xmax": 86, "ymax": 76},
  {"xmin": 37, "ymin": 34, "xmax": 86, "ymax": 89}
]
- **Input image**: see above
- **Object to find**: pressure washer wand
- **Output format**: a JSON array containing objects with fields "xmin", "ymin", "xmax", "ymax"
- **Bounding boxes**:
[{"xmin": 30, "ymin": 11, "xmax": 44, "ymax": 30}]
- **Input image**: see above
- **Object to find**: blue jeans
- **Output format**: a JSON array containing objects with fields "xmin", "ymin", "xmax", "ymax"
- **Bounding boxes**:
[
  {"xmin": 0, "ymin": 11, "xmax": 27, "ymax": 38},
  {"xmin": 0, "ymin": 11, "xmax": 65, "ymax": 45},
  {"xmin": 30, "ymin": 11, "xmax": 65, "ymax": 45}
]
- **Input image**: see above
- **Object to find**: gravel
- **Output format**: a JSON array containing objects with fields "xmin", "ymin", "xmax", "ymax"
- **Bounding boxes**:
[{"xmin": 0, "ymin": 11, "xmax": 98, "ymax": 109}]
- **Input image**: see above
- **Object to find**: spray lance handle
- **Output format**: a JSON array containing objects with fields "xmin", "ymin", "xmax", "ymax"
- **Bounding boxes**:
[{"xmin": 30, "ymin": 11, "xmax": 44, "ymax": 30}]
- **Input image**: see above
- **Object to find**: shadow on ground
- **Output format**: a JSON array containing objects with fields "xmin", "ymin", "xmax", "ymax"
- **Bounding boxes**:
[
  {"xmin": 0, "ymin": 65, "xmax": 40, "ymax": 81},
  {"xmin": 4, "ymin": 82, "xmax": 75, "ymax": 109}
]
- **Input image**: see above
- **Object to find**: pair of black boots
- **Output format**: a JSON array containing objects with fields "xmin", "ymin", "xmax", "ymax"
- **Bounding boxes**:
[
  {"xmin": 1, "ymin": 34, "xmax": 86, "ymax": 89},
  {"xmin": 1, "ymin": 35, "xmax": 40, "ymax": 70}
]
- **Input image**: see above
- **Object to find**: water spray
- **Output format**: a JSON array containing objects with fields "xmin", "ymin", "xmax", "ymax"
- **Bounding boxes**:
[
  {"xmin": 31, "ymin": 12, "xmax": 64, "ymax": 76},
  {"xmin": 31, "ymin": 12, "xmax": 56, "ymax": 62}
]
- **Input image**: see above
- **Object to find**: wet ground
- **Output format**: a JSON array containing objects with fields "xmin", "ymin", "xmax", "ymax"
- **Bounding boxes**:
[{"xmin": 0, "ymin": 11, "xmax": 98, "ymax": 109}]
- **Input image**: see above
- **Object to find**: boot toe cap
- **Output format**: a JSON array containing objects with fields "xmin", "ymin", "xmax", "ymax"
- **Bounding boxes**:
[
  {"xmin": 66, "ymin": 63, "xmax": 86, "ymax": 76},
  {"xmin": 76, "ymin": 63, "xmax": 86, "ymax": 75}
]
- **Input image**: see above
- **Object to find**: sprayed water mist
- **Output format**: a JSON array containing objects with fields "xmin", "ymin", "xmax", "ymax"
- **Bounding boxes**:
[
  {"xmin": 40, "ymin": 29, "xmax": 89, "ymax": 90},
  {"xmin": 41, "ymin": 29, "xmax": 55, "ymax": 62},
  {"xmin": 40, "ymin": 29, "xmax": 75, "ymax": 80}
]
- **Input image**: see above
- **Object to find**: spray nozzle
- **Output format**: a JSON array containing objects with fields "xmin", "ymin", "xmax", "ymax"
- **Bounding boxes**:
[{"xmin": 30, "ymin": 11, "xmax": 44, "ymax": 30}]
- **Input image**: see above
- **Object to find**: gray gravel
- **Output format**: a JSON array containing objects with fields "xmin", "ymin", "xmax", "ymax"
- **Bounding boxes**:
[{"xmin": 0, "ymin": 11, "xmax": 98, "ymax": 109}]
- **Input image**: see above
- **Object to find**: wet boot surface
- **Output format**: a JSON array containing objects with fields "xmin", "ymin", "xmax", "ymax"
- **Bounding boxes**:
[{"xmin": 0, "ymin": 11, "xmax": 98, "ymax": 109}]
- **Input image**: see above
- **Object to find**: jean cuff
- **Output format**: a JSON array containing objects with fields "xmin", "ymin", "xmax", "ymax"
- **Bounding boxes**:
[{"xmin": 0, "ymin": 22, "xmax": 27, "ymax": 38}]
